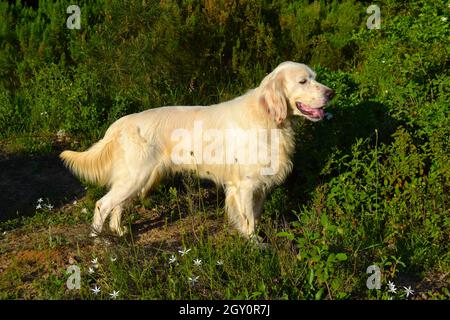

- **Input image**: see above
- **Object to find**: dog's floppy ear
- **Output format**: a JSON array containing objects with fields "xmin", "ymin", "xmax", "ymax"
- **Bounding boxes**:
[{"xmin": 259, "ymin": 75, "xmax": 287, "ymax": 124}]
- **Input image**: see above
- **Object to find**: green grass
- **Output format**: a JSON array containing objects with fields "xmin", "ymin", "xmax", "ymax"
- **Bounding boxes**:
[{"xmin": 0, "ymin": 170, "xmax": 448, "ymax": 300}]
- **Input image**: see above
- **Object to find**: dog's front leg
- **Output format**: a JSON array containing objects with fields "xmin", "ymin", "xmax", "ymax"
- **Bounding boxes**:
[{"xmin": 225, "ymin": 181, "xmax": 259, "ymax": 238}]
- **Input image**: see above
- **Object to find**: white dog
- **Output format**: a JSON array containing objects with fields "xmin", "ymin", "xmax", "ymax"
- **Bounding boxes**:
[{"xmin": 61, "ymin": 61, "xmax": 333, "ymax": 239}]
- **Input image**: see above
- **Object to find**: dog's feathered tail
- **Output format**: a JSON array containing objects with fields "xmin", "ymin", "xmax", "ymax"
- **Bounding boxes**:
[{"xmin": 60, "ymin": 137, "xmax": 117, "ymax": 186}]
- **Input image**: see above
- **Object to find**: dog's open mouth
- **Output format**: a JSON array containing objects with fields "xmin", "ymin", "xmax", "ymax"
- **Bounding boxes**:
[{"xmin": 296, "ymin": 102, "xmax": 325, "ymax": 120}]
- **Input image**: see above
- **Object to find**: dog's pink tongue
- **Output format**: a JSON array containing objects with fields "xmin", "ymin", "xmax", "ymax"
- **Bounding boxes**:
[{"xmin": 302, "ymin": 103, "xmax": 324, "ymax": 118}]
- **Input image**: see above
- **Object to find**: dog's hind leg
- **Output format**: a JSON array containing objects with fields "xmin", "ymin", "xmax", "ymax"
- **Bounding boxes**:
[
  {"xmin": 109, "ymin": 205, "xmax": 125, "ymax": 236},
  {"xmin": 139, "ymin": 163, "xmax": 163, "ymax": 200},
  {"xmin": 90, "ymin": 182, "xmax": 141, "ymax": 237},
  {"xmin": 91, "ymin": 124, "xmax": 157, "ymax": 237},
  {"xmin": 91, "ymin": 199, "xmax": 108, "ymax": 236},
  {"xmin": 107, "ymin": 164, "xmax": 161, "ymax": 236},
  {"xmin": 109, "ymin": 199, "xmax": 133, "ymax": 236}
]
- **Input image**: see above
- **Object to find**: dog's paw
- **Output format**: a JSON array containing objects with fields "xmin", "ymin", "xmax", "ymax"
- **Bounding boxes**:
[
  {"xmin": 109, "ymin": 223, "xmax": 128, "ymax": 237},
  {"xmin": 113, "ymin": 226, "xmax": 128, "ymax": 237}
]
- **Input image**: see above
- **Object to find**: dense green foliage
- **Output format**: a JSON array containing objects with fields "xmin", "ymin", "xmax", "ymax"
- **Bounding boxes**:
[{"xmin": 0, "ymin": 0, "xmax": 448, "ymax": 299}]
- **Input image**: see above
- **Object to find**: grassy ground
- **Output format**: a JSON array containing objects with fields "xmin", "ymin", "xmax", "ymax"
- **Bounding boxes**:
[{"xmin": 0, "ymin": 142, "xmax": 448, "ymax": 300}]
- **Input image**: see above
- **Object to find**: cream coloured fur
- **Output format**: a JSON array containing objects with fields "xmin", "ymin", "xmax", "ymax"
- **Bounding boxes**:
[{"xmin": 60, "ymin": 61, "xmax": 333, "ymax": 238}]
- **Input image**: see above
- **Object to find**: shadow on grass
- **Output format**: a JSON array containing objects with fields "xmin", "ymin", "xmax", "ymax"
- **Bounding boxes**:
[
  {"xmin": 0, "ymin": 145, "xmax": 85, "ymax": 222},
  {"xmin": 283, "ymin": 99, "xmax": 398, "ymax": 209},
  {"xmin": 129, "ymin": 179, "xmax": 224, "ymax": 240}
]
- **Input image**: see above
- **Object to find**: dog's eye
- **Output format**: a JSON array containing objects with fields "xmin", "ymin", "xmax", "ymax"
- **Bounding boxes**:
[{"xmin": 299, "ymin": 79, "xmax": 307, "ymax": 84}]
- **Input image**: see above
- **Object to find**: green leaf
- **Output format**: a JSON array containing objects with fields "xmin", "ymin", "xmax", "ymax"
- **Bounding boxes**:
[
  {"xmin": 258, "ymin": 281, "xmax": 266, "ymax": 293},
  {"xmin": 315, "ymin": 288, "xmax": 324, "ymax": 300},
  {"xmin": 320, "ymin": 213, "xmax": 329, "ymax": 227},
  {"xmin": 276, "ymin": 231, "xmax": 294, "ymax": 240},
  {"xmin": 308, "ymin": 269, "xmax": 315, "ymax": 287},
  {"xmin": 336, "ymin": 253, "xmax": 348, "ymax": 261}
]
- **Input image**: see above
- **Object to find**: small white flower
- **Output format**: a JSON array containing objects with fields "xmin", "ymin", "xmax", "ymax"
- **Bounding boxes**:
[
  {"xmin": 404, "ymin": 286, "xmax": 414, "ymax": 298},
  {"xmin": 2, "ymin": 231, "xmax": 7, "ymax": 235},
  {"xmin": 37, "ymin": 198, "xmax": 43, "ymax": 203},
  {"xmin": 110, "ymin": 256, "xmax": 117, "ymax": 262},
  {"xmin": 441, "ymin": 17, "xmax": 448, "ymax": 22},
  {"xmin": 168, "ymin": 255, "xmax": 177, "ymax": 264},
  {"xmin": 109, "ymin": 290, "xmax": 120, "ymax": 299},
  {"xmin": 81, "ymin": 208, "xmax": 88, "ymax": 214},
  {"xmin": 178, "ymin": 248, "xmax": 191, "ymax": 256},
  {"xmin": 91, "ymin": 258, "xmax": 99, "ymax": 269},
  {"xmin": 188, "ymin": 275, "xmax": 199, "ymax": 285},
  {"xmin": 193, "ymin": 258, "xmax": 202, "ymax": 266},
  {"xmin": 36, "ymin": 203, "xmax": 42, "ymax": 210},
  {"xmin": 387, "ymin": 281, "xmax": 397, "ymax": 294},
  {"xmin": 88, "ymin": 267, "xmax": 95, "ymax": 274},
  {"xmin": 216, "ymin": 260, "xmax": 224, "ymax": 266},
  {"xmin": 73, "ymin": 200, "xmax": 78, "ymax": 205},
  {"xmin": 47, "ymin": 204, "xmax": 54, "ymax": 210},
  {"xmin": 382, "ymin": 60, "xmax": 386, "ymax": 63},
  {"xmin": 91, "ymin": 285, "xmax": 101, "ymax": 295}
]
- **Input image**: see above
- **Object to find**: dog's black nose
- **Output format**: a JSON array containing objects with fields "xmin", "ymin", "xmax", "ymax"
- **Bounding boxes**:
[{"xmin": 325, "ymin": 89, "xmax": 334, "ymax": 100}]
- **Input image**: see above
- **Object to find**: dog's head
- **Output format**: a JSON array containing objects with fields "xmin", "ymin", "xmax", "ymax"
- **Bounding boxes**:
[{"xmin": 259, "ymin": 61, "xmax": 334, "ymax": 123}]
